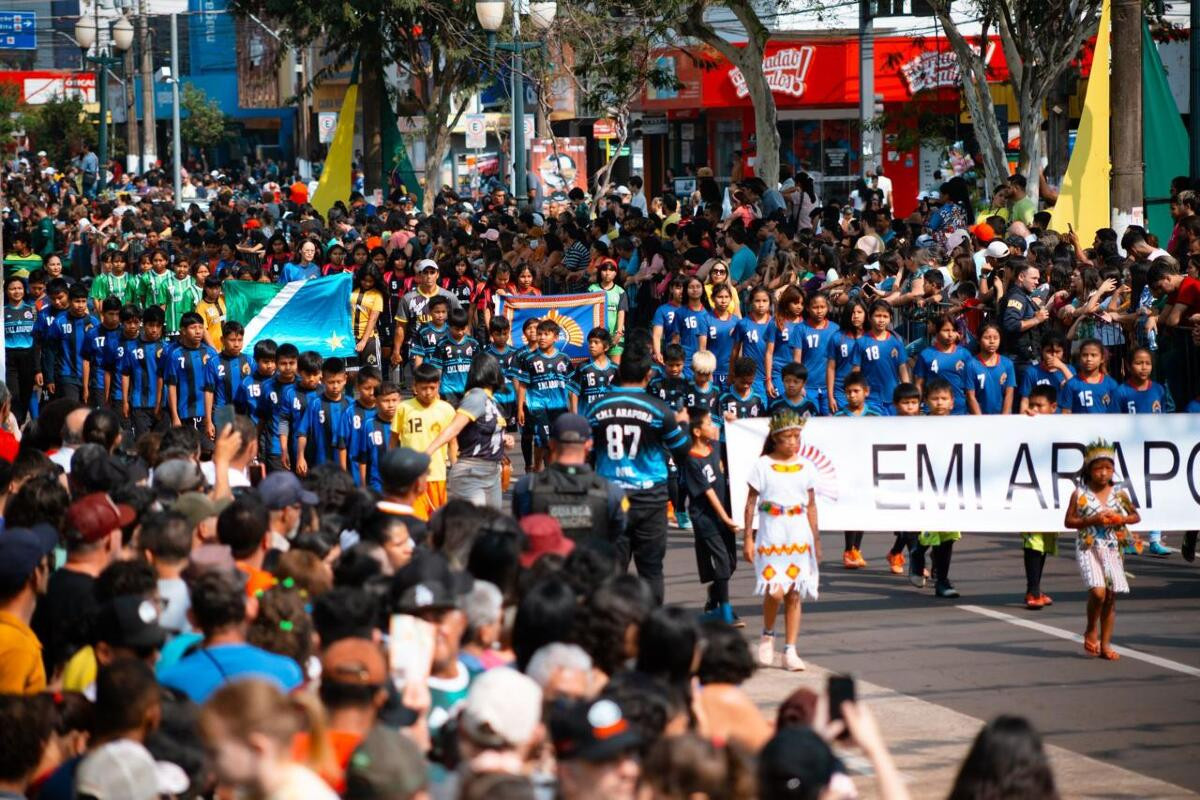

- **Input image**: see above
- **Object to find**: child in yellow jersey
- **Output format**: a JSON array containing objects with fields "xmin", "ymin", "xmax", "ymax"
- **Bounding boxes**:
[
  {"xmin": 195, "ymin": 275, "xmax": 226, "ymax": 350},
  {"xmin": 391, "ymin": 362, "xmax": 456, "ymax": 519}
]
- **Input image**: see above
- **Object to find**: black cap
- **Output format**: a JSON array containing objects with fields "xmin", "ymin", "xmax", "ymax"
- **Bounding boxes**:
[
  {"xmin": 93, "ymin": 594, "xmax": 168, "ymax": 650},
  {"xmin": 757, "ymin": 727, "xmax": 837, "ymax": 798},
  {"xmin": 0, "ymin": 524, "xmax": 58, "ymax": 588},
  {"xmin": 380, "ymin": 447, "xmax": 431, "ymax": 492},
  {"xmin": 548, "ymin": 697, "xmax": 641, "ymax": 762},
  {"xmin": 390, "ymin": 551, "xmax": 468, "ymax": 613},
  {"xmin": 551, "ymin": 413, "xmax": 591, "ymax": 444}
]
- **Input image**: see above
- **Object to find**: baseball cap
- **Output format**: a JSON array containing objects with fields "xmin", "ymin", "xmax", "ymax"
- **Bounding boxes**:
[
  {"xmin": 914, "ymin": 234, "xmax": 935, "ymax": 249},
  {"xmin": 64, "ymin": 493, "xmax": 136, "ymax": 545},
  {"xmin": 518, "ymin": 514, "xmax": 575, "ymax": 568},
  {"xmin": 969, "ymin": 223, "xmax": 996, "ymax": 243},
  {"xmin": 985, "ymin": 240, "xmax": 1010, "ymax": 259},
  {"xmin": 345, "ymin": 725, "xmax": 428, "ymax": 800},
  {"xmin": 153, "ymin": 459, "xmax": 207, "ymax": 496},
  {"xmin": 322, "ymin": 637, "xmax": 388, "ymax": 687},
  {"xmin": 379, "ymin": 448, "xmax": 431, "ymax": 491},
  {"xmin": 757, "ymin": 726, "xmax": 837, "ymax": 799},
  {"xmin": 460, "ymin": 668, "xmax": 543, "ymax": 749},
  {"xmin": 548, "ymin": 697, "xmax": 641, "ymax": 761},
  {"xmin": 93, "ymin": 594, "xmax": 168, "ymax": 650},
  {"xmin": 944, "ymin": 229, "xmax": 969, "ymax": 252},
  {"xmin": 0, "ymin": 524, "xmax": 58, "ymax": 587},
  {"xmin": 417, "ymin": 258, "xmax": 440, "ymax": 273},
  {"xmin": 615, "ymin": 185, "xmax": 631, "ymax": 197},
  {"xmin": 74, "ymin": 740, "xmax": 172, "ymax": 800},
  {"xmin": 258, "ymin": 471, "xmax": 319, "ymax": 510},
  {"xmin": 551, "ymin": 413, "xmax": 591, "ymax": 444},
  {"xmin": 391, "ymin": 551, "xmax": 469, "ymax": 613},
  {"xmin": 482, "ymin": 228, "xmax": 501, "ymax": 241},
  {"xmin": 172, "ymin": 492, "xmax": 232, "ymax": 530}
]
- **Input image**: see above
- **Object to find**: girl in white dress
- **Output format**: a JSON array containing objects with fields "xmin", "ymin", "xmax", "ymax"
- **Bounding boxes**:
[
  {"xmin": 743, "ymin": 412, "xmax": 821, "ymax": 672},
  {"xmin": 1064, "ymin": 439, "xmax": 1140, "ymax": 661}
]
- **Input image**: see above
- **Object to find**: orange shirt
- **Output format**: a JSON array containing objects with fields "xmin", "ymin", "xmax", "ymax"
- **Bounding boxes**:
[
  {"xmin": 237, "ymin": 561, "xmax": 276, "ymax": 598},
  {"xmin": 0, "ymin": 609, "xmax": 46, "ymax": 694},
  {"xmin": 291, "ymin": 729, "xmax": 364, "ymax": 792}
]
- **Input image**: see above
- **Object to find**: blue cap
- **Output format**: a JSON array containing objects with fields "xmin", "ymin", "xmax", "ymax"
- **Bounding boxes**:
[
  {"xmin": 0, "ymin": 524, "xmax": 59, "ymax": 588},
  {"xmin": 257, "ymin": 472, "xmax": 319, "ymax": 510}
]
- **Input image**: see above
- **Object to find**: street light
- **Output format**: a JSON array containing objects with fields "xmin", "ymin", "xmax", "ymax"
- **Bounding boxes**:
[
  {"xmin": 76, "ymin": 5, "xmax": 133, "ymax": 193},
  {"xmin": 475, "ymin": 0, "xmax": 556, "ymax": 208}
]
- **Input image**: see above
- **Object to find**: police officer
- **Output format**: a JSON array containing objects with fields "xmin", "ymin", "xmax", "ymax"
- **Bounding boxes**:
[
  {"xmin": 1000, "ymin": 260, "xmax": 1049, "ymax": 380},
  {"xmin": 512, "ymin": 413, "xmax": 625, "ymax": 543},
  {"xmin": 586, "ymin": 344, "xmax": 690, "ymax": 605}
]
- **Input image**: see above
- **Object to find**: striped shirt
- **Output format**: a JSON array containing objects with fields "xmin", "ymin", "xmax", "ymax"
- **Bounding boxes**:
[{"xmin": 164, "ymin": 343, "xmax": 217, "ymax": 419}]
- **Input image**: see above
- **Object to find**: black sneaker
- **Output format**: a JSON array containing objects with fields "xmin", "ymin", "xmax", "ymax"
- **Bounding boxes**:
[
  {"xmin": 935, "ymin": 582, "xmax": 960, "ymax": 599},
  {"xmin": 1183, "ymin": 531, "xmax": 1198, "ymax": 563},
  {"xmin": 908, "ymin": 549, "xmax": 927, "ymax": 587}
]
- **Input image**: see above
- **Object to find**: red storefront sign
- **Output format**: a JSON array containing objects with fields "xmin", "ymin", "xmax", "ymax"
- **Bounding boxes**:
[{"xmin": 0, "ymin": 71, "xmax": 96, "ymax": 105}]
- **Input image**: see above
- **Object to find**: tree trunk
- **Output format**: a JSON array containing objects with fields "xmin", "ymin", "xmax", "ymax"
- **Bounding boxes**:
[
  {"xmin": 591, "ymin": 112, "xmax": 627, "ymax": 210},
  {"xmin": 424, "ymin": 125, "xmax": 453, "ymax": 215},
  {"xmin": 935, "ymin": 12, "xmax": 1007, "ymax": 188},
  {"xmin": 361, "ymin": 66, "xmax": 384, "ymax": 196},
  {"xmin": 737, "ymin": 51, "xmax": 780, "ymax": 186},
  {"xmin": 1016, "ymin": 85, "xmax": 1042, "ymax": 207}
]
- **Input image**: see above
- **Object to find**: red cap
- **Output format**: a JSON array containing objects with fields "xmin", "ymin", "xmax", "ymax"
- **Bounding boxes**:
[
  {"xmin": 518, "ymin": 514, "xmax": 574, "ymax": 568},
  {"xmin": 969, "ymin": 223, "xmax": 996, "ymax": 243},
  {"xmin": 65, "ymin": 492, "xmax": 136, "ymax": 544}
]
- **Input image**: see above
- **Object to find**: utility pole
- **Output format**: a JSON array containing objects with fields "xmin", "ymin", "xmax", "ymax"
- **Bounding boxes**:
[
  {"xmin": 124, "ymin": 46, "xmax": 139, "ymax": 172},
  {"xmin": 1111, "ymin": 0, "xmax": 1143, "ymax": 232},
  {"xmin": 139, "ymin": 0, "xmax": 157, "ymax": 171},
  {"xmin": 171, "ymin": 13, "xmax": 182, "ymax": 208},
  {"xmin": 858, "ymin": 0, "xmax": 878, "ymax": 179}
]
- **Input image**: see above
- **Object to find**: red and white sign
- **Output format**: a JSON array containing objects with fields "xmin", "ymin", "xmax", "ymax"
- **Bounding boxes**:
[
  {"xmin": 593, "ymin": 118, "xmax": 617, "ymax": 139},
  {"xmin": 899, "ymin": 41, "xmax": 997, "ymax": 94},
  {"xmin": 0, "ymin": 71, "xmax": 96, "ymax": 105},
  {"xmin": 728, "ymin": 46, "xmax": 815, "ymax": 99}
]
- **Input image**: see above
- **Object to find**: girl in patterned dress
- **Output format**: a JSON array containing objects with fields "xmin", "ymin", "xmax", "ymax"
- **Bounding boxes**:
[
  {"xmin": 1064, "ymin": 439, "xmax": 1140, "ymax": 661},
  {"xmin": 743, "ymin": 412, "xmax": 822, "ymax": 672}
]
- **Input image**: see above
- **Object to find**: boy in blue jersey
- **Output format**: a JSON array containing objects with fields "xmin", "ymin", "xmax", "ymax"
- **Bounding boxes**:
[
  {"xmin": 831, "ymin": 373, "xmax": 881, "ymax": 417},
  {"xmin": 44, "ymin": 284, "xmax": 98, "ymax": 403},
  {"xmin": 235, "ymin": 339, "xmax": 277, "ymax": 425},
  {"xmin": 165, "ymin": 312, "xmax": 218, "ymax": 455},
  {"xmin": 1018, "ymin": 333, "xmax": 1073, "ymax": 413},
  {"xmin": 105, "ymin": 305, "xmax": 141, "ymax": 417},
  {"xmin": 485, "ymin": 316, "xmax": 519, "ymax": 430},
  {"xmin": 571, "ymin": 327, "xmax": 617, "ymax": 417},
  {"xmin": 769, "ymin": 363, "xmax": 819, "ymax": 418},
  {"xmin": 513, "ymin": 316, "xmax": 540, "ymax": 472},
  {"xmin": 81, "ymin": 296, "xmax": 123, "ymax": 408},
  {"xmin": 684, "ymin": 351, "xmax": 721, "ymax": 423},
  {"xmin": 337, "ymin": 366, "xmax": 381, "ymax": 482},
  {"xmin": 259, "ymin": 343, "xmax": 300, "ymax": 472},
  {"xmin": 207, "ymin": 321, "xmax": 252, "ymax": 414},
  {"xmin": 1116, "ymin": 347, "xmax": 1174, "ymax": 557},
  {"xmin": 517, "ymin": 318, "xmax": 576, "ymax": 471},
  {"xmin": 718, "ymin": 357, "xmax": 767, "ymax": 425},
  {"xmin": 648, "ymin": 344, "xmax": 689, "ymax": 411},
  {"xmin": 120, "ymin": 305, "xmax": 168, "ymax": 440},
  {"xmin": 429, "ymin": 307, "xmax": 478, "ymax": 406},
  {"xmin": 32, "ymin": 278, "xmax": 69, "ymax": 395},
  {"xmin": 349, "ymin": 381, "xmax": 400, "ymax": 491},
  {"xmin": 287, "ymin": 351, "xmax": 325, "ymax": 468},
  {"xmin": 410, "ymin": 295, "xmax": 451, "ymax": 368},
  {"xmin": 295, "ymin": 357, "xmax": 350, "ymax": 476}
]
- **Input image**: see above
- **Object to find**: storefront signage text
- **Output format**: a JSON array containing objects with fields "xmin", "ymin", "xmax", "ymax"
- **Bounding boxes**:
[{"xmin": 728, "ymin": 46, "xmax": 816, "ymax": 99}]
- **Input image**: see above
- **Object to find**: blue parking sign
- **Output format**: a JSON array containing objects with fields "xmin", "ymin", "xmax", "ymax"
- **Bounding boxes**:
[{"xmin": 0, "ymin": 12, "xmax": 36, "ymax": 50}]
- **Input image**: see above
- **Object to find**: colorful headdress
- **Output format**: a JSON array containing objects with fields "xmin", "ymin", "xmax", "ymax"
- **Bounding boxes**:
[
  {"xmin": 1083, "ymin": 438, "xmax": 1116, "ymax": 468},
  {"xmin": 768, "ymin": 411, "xmax": 807, "ymax": 437}
]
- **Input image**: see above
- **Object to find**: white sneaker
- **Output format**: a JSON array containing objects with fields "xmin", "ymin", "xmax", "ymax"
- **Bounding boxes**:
[
  {"xmin": 758, "ymin": 635, "xmax": 775, "ymax": 667},
  {"xmin": 784, "ymin": 647, "xmax": 806, "ymax": 672}
]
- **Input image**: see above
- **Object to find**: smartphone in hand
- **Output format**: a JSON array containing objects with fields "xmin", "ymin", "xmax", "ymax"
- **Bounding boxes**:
[{"xmin": 828, "ymin": 674, "xmax": 856, "ymax": 740}]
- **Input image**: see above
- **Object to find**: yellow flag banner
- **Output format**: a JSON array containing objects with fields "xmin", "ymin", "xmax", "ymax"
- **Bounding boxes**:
[
  {"xmin": 1049, "ymin": 0, "xmax": 1110, "ymax": 235},
  {"xmin": 310, "ymin": 83, "xmax": 359, "ymax": 219}
]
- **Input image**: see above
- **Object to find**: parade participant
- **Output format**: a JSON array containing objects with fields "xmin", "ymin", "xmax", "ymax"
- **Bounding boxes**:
[
  {"xmin": 390, "ymin": 258, "xmax": 460, "ymax": 368},
  {"xmin": 910, "ymin": 377, "xmax": 962, "ymax": 598},
  {"xmin": 571, "ymin": 327, "xmax": 617, "ymax": 417},
  {"xmin": 685, "ymin": 407, "xmax": 741, "ymax": 624},
  {"xmin": 914, "ymin": 312, "xmax": 972, "ymax": 414},
  {"xmin": 651, "ymin": 277, "xmax": 685, "ymax": 365},
  {"xmin": 280, "ymin": 239, "xmax": 322, "ymax": 283},
  {"xmin": 589, "ymin": 258, "xmax": 627, "ymax": 360},
  {"xmin": 743, "ymin": 411, "xmax": 821, "ymax": 671},
  {"xmin": 119, "ymin": 306, "xmax": 167, "ymax": 439},
  {"xmin": 336, "ymin": 366, "xmax": 381, "ymax": 482},
  {"xmin": 1022, "ymin": 384, "xmax": 1061, "ymax": 608},
  {"xmin": 259, "ymin": 343, "xmax": 300, "ymax": 472},
  {"xmin": 194, "ymin": 275, "xmax": 227, "ymax": 350},
  {"xmin": 294, "ymin": 357, "xmax": 350, "ymax": 475},
  {"xmin": 80, "ymin": 296, "xmax": 122, "ymax": 408},
  {"xmin": 794, "ymin": 290, "xmax": 838, "ymax": 413},
  {"xmin": 4, "ymin": 275, "xmax": 37, "ymax": 421},
  {"xmin": 163, "ymin": 257, "xmax": 199, "ymax": 337},
  {"xmin": 857, "ymin": 300, "xmax": 910, "ymax": 415},
  {"xmin": 391, "ymin": 363, "xmax": 456, "ymax": 517},
  {"xmin": 1116, "ymin": 347, "xmax": 1174, "ymax": 556},
  {"xmin": 882, "ymin": 383, "xmax": 922, "ymax": 575},
  {"xmin": 764, "ymin": 285, "xmax": 803, "ymax": 399},
  {"xmin": 484, "ymin": 316, "xmax": 520, "ymax": 431},
  {"xmin": 348, "ymin": 382, "xmax": 400, "ymax": 492},
  {"xmin": 164, "ymin": 312, "xmax": 217, "ymax": 453},
  {"xmin": 826, "ymin": 297, "xmax": 867, "ymax": 414},
  {"xmin": 719, "ymin": 356, "xmax": 768, "ymax": 427},
  {"xmin": 234, "ymin": 339, "xmax": 277, "ymax": 428},
  {"xmin": 207, "ymin": 321, "xmax": 251, "ymax": 417},
  {"xmin": 351, "ymin": 263, "xmax": 385, "ymax": 369},
  {"xmin": 684, "ymin": 351, "xmax": 722, "ymax": 429},
  {"xmin": 517, "ymin": 318, "xmax": 575, "ymax": 472},
  {"xmin": 769, "ymin": 363, "xmax": 818, "ymax": 418},
  {"xmin": 513, "ymin": 316, "xmax": 540, "ymax": 473},
  {"xmin": 1062, "ymin": 338, "xmax": 1119, "ymax": 414},
  {"xmin": 966, "ymin": 321, "xmax": 1017, "ymax": 414},
  {"xmin": 672, "ymin": 276, "xmax": 711, "ymax": 379},
  {"xmin": 700, "ymin": 282, "xmax": 739, "ymax": 389},
  {"xmin": 427, "ymin": 307, "xmax": 478, "ymax": 406},
  {"xmin": 1065, "ymin": 439, "xmax": 1140, "ymax": 660},
  {"xmin": 1018, "ymin": 332, "xmax": 1073, "ymax": 413},
  {"xmin": 44, "ymin": 284, "xmax": 98, "ymax": 402},
  {"xmin": 650, "ymin": 343, "xmax": 691, "ymax": 529}
]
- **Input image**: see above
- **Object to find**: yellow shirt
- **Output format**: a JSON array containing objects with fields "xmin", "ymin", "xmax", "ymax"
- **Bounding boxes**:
[
  {"xmin": 351, "ymin": 288, "xmax": 384, "ymax": 340},
  {"xmin": 195, "ymin": 297, "xmax": 226, "ymax": 349},
  {"xmin": 62, "ymin": 643, "xmax": 98, "ymax": 693},
  {"xmin": 392, "ymin": 397, "xmax": 456, "ymax": 481},
  {"xmin": 0, "ymin": 609, "xmax": 46, "ymax": 694}
]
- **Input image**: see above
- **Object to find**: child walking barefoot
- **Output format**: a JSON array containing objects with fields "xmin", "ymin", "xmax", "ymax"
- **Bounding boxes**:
[
  {"xmin": 744, "ymin": 412, "xmax": 821, "ymax": 671},
  {"xmin": 1064, "ymin": 440, "xmax": 1140, "ymax": 661}
]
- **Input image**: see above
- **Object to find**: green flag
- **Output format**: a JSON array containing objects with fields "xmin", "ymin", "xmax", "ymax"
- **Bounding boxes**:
[
  {"xmin": 224, "ymin": 280, "xmax": 282, "ymax": 327},
  {"xmin": 1143, "ymin": 20, "xmax": 1188, "ymax": 243}
]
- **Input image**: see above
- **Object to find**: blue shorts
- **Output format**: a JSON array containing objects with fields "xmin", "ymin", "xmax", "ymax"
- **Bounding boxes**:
[{"xmin": 529, "ymin": 407, "xmax": 567, "ymax": 447}]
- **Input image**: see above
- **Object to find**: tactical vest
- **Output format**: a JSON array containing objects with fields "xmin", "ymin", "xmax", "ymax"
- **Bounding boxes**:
[{"xmin": 529, "ymin": 464, "xmax": 611, "ymax": 542}]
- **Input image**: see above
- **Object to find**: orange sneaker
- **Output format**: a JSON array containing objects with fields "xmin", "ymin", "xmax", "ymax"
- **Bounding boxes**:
[
  {"xmin": 667, "ymin": 502, "xmax": 677, "ymax": 526},
  {"xmin": 1025, "ymin": 593, "xmax": 1044, "ymax": 609},
  {"xmin": 852, "ymin": 548, "xmax": 868, "ymax": 567},
  {"xmin": 842, "ymin": 550, "xmax": 860, "ymax": 569},
  {"xmin": 886, "ymin": 551, "xmax": 906, "ymax": 574}
]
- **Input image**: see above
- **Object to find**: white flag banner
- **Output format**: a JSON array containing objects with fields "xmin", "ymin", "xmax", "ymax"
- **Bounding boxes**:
[{"xmin": 726, "ymin": 415, "xmax": 1200, "ymax": 532}]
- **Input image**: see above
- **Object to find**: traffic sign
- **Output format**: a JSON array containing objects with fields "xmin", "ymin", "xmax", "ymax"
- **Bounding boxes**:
[
  {"xmin": 0, "ymin": 11, "xmax": 36, "ymax": 50},
  {"xmin": 317, "ymin": 112, "xmax": 337, "ymax": 144},
  {"xmin": 465, "ymin": 113, "xmax": 486, "ymax": 149},
  {"xmin": 593, "ymin": 118, "xmax": 617, "ymax": 140}
]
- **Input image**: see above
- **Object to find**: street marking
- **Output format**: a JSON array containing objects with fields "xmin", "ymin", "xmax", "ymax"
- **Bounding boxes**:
[{"xmin": 958, "ymin": 604, "xmax": 1200, "ymax": 679}]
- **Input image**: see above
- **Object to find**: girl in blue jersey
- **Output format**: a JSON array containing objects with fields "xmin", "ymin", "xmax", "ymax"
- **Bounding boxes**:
[
  {"xmin": 795, "ymin": 291, "xmax": 838, "ymax": 414},
  {"xmin": 764, "ymin": 285, "xmax": 804, "ymax": 401},
  {"xmin": 856, "ymin": 300, "xmax": 910, "ymax": 415},
  {"xmin": 825, "ymin": 298, "xmax": 866, "ymax": 414},
  {"xmin": 1116, "ymin": 347, "xmax": 1174, "ymax": 556},
  {"xmin": 1063, "ymin": 339, "xmax": 1119, "ymax": 414},
  {"xmin": 731, "ymin": 286, "xmax": 773, "ymax": 398},
  {"xmin": 700, "ymin": 282, "xmax": 740, "ymax": 389},
  {"xmin": 651, "ymin": 277, "xmax": 686, "ymax": 364},
  {"xmin": 913, "ymin": 312, "xmax": 972, "ymax": 415},
  {"xmin": 672, "ymin": 276, "xmax": 711, "ymax": 378},
  {"xmin": 965, "ymin": 321, "xmax": 1017, "ymax": 414}
]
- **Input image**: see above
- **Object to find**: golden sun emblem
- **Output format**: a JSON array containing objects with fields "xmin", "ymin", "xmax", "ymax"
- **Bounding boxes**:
[{"xmin": 545, "ymin": 309, "xmax": 585, "ymax": 347}]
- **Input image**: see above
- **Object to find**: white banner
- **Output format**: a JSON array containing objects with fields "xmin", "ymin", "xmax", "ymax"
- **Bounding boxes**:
[{"xmin": 726, "ymin": 415, "xmax": 1200, "ymax": 532}]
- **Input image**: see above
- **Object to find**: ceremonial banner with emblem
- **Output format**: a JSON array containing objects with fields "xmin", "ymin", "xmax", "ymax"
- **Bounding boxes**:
[
  {"xmin": 224, "ymin": 273, "xmax": 356, "ymax": 358},
  {"xmin": 498, "ymin": 292, "xmax": 607, "ymax": 361}
]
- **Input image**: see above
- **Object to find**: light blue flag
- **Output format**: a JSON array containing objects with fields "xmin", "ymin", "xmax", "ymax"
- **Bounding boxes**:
[
  {"xmin": 498, "ymin": 292, "xmax": 607, "ymax": 360},
  {"xmin": 242, "ymin": 272, "xmax": 356, "ymax": 358}
]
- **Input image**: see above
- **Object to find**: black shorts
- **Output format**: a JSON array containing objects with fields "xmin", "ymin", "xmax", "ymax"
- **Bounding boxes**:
[
  {"xmin": 529, "ymin": 408, "xmax": 566, "ymax": 447},
  {"xmin": 691, "ymin": 508, "xmax": 737, "ymax": 584}
]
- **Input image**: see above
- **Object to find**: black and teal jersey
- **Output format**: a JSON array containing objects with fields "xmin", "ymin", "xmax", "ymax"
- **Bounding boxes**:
[
  {"xmin": 235, "ymin": 370, "xmax": 274, "ymax": 424},
  {"xmin": 718, "ymin": 387, "xmax": 767, "ymax": 421},
  {"xmin": 769, "ymin": 395, "xmax": 819, "ymax": 418},
  {"xmin": 105, "ymin": 335, "xmax": 138, "ymax": 402},
  {"xmin": 296, "ymin": 392, "xmax": 350, "ymax": 466},
  {"xmin": 4, "ymin": 302, "xmax": 35, "ymax": 350},
  {"xmin": 347, "ymin": 409, "xmax": 392, "ymax": 491},
  {"xmin": 163, "ymin": 343, "xmax": 217, "ymax": 420},
  {"xmin": 573, "ymin": 360, "xmax": 617, "ymax": 417},
  {"xmin": 46, "ymin": 311, "xmax": 98, "ymax": 384},
  {"xmin": 683, "ymin": 382, "xmax": 721, "ymax": 417},
  {"xmin": 430, "ymin": 333, "xmax": 479, "ymax": 399},
  {"xmin": 207, "ymin": 352, "xmax": 252, "ymax": 409},
  {"xmin": 81, "ymin": 323, "xmax": 121, "ymax": 394},
  {"xmin": 587, "ymin": 386, "xmax": 690, "ymax": 492},
  {"xmin": 412, "ymin": 322, "xmax": 449, "ymax": 361},
  {"xmin": 484, "ymin": 343, "xmax": 519, "ymax": 406},
  {"xmin": 647, "ymin": 374, "xmax": 690, "ymax": 411},
  {"xmin": 519, "ymin": 350, "xmax": 576, "ymax": 412},
  {"xmin": 119, "ymin": 337, "xmax": 166, "ymax": 410}
]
